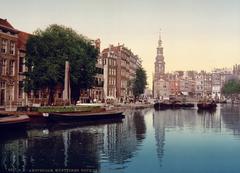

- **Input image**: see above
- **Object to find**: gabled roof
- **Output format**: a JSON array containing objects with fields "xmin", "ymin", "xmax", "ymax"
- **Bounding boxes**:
[
  {"xmin": 0, "ymin": 18, "xmax": 18, "ymax": 33},
  {"xmin": 0, "ymin": 18, "xmax": 14, "ymax": 28}
]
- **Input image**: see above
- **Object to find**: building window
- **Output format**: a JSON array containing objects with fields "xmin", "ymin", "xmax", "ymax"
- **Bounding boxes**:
[
  {"xmin": 18, "ymin": 81, "xmax": 24, "ymax": 98},
  {"xmin": 0, "ymin": 80, "xmax": 5, "ymax": 105},
  {"xmin": 19, "ymin": 57, "xmax": 24, "ymax": 73},
  {"xmin": 1, "ymin": 39, "xmax": 7, "ymax": 53},
  {"xmin": 9, "ymin": 60, "xmax": 15, "ymax": 76},
  {"xmin": 10, "ymin": 41, "xmax": 15, "ymax": 55},
  {"xmin": 0, "ymin": 59, "xmax": 7, "ymax": 75},
  {"xmin": 0, "ymin": 81, "xmax": 5, "ymax": 88}
]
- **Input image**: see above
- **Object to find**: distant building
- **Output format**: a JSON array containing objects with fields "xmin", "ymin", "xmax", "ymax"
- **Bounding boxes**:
[
  {"xmin": 184, "ymin": 71, "xmax": 196, "ymax": 96},
  {"xmin": 204, "ymin": 73, "xmax": 212, "ymax": 96},
  {"xmin": 211, "ymin": 68, "xmax": 232, "ymax": 99},
  {"xmin": 102, "ymin": 44, "xmax": 141, "ymax": 101},
  {"xmin": 232, "ymin": 64, "xmax": 240, "ymax": 80},
  {"xmin": 153, "ymin": 32, "xmax": 169, "ymax": 99},
  {"xmin": 154, "ymin": 79, "xmax": 170, "ymax": 99},
  {"xmin": 195, "ymin": 71, "xmax": 212, "ymax": 98},
  {"xmin": 233, "ymin": 64, "xmax": 240, "ymax": 76},
  {"xmin": 167, "ymin": 73, "xmax": 180, "ymax": 95}
]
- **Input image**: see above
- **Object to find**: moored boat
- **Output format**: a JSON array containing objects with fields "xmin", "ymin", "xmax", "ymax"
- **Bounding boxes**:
[
  {"xmin": 197, "ymin": 101, "xmax": 217, "ymax": 110},
  {"xmin": 45, "ymin": 110, "xmax": 125, "ymax": 122},
  {"xmin": 0, "ymin": 115, "xmax": 30, "ymax": 128}
]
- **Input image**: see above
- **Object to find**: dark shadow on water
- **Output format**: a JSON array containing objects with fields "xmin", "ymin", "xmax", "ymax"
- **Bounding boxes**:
[
  {"xmin": 133, "ymin": 111, "xmax": 146, "ymax": 141},
  {"xmin": 0, "ymin": 129, "xmax": 28, "ymax": 141},
  {"xmin": 197, "ymin": 108, "xmax": 216, "ymax": 115}
]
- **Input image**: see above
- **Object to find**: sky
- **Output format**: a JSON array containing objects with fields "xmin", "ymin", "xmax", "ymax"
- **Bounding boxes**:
[{"xmin": 1, "ymin": 0, "xmax": 240, "ymax": 87}]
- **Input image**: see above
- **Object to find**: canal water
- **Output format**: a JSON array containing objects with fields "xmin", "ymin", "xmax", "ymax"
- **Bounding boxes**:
[{"xmin": 1, "ymin": 104, "xmax": 240, "ymax": 173}]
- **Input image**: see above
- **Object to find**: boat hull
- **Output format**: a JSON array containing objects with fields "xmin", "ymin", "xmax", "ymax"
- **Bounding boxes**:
[
  {"xmin": 0, "ymin": 115, "xmax": 30, "ymax": 128},
  {"xmin": 48, "ymin": 111, "xmax": 125, "ymax": 122},
  {"xmin": 154, "ymin": 102, "xmax": 194, "ymax": 110},
  {"xmin": 197, "ymin": 103, "xmax": 217, "ymax": 110}
]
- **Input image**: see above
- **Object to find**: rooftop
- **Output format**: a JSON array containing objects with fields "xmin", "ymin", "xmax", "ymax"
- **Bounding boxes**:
[
  {"xmin": 18, "ymin": 31, "xmax": 30, "ymax": 50},
  {"xmin": 0, "ymin": 18, "xmax": 18, "ymax": 33}
]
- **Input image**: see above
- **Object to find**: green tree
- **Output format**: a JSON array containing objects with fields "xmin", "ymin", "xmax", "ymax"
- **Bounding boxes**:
[
  {"xmin": 132, "ymin": 67, "xmax": 147, "ymax": 99},
  {"xmin": 24, "ymin": 24, "xmax": 98, "ymax": 105},
  {"xmin": 222, "ymin": 79, "xmax": 240, "ymax": 95}
]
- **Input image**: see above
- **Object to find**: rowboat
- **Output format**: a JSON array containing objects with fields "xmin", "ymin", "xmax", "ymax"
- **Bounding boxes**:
[{"xmin": 0, "ymin": 115, "xmax": 30, "ymax": 128}]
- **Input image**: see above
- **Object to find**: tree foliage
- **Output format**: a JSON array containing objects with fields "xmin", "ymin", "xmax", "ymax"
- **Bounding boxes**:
[
  {"xmin": 133, "ymin": 67, "xmax": 147, "ymax": 98},
  {"xmin": 222, "ymin": 79, "xmax": 240, "ymax": 95},
  {"xmin": 24, "ymin": 24, "xmax": 98, "ymax": 104}
]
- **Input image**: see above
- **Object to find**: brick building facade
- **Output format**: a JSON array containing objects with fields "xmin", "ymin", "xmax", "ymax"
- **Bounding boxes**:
[
  {"xmin": 0, "ymin": 19, "xmax": 19, "ymax": 107},
  {"xmin": 102, "ymin": 44, "xmax": 141, "ymax": 101}
]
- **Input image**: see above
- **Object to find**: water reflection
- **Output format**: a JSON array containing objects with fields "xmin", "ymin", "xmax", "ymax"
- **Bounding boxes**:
[
  {"xmin": 221, "ymin": 104, "xmax": 240, "ymax": 135},
  {"xmin": 1, "ymin": 128, "xmax": 104, "ymax": 171},
  {"xmin": 1, "ymin": 106, "xmax": 240, "ymax": 173},
  {"xmin": 152, "ymin": 106, "xmax": 230, "ymax": 166},
  {"xmin": 102, "ymin": 110, "xmax": 146, "ymax": 165},
  {"xmin": 0, "ymin": 110, "xmax": 146, "ymax": 172},
  {"xmin": 153, "ymin": 107, "xmax": 225, "ymax": 132}
]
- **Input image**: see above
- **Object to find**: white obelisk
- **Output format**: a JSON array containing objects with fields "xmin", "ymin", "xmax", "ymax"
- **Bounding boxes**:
[{"xmin": 63, "ymin": 61, "xmax": 71, "ymax": 104}]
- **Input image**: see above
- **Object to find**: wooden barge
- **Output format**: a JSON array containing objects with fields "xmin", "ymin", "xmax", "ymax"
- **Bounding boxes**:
[
  {"xmin": 0, "ymin": 115, "xmax": 30, "ymax": 128},
  {"xmin": 45, "ymin": 110, "xmax": 125, "ymax": 122}
]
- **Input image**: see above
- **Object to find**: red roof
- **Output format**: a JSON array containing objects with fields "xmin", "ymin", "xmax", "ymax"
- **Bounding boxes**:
[
  {"xmin": 0, "ymin": 18, "xmax": 30, "ymax": 50},
  {"xmin": 0, "ymin": 18, "xmax": 19, "ymax": 34},
  {"xmin": 18, "ymin": 31, "xmax": 30, "ymax": 51},
  {"xmin": 0, "ymin": 18, "xmax": 14, "ymax": 29}
]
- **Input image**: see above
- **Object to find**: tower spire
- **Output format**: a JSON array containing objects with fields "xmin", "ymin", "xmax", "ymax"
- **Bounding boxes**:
[
  {"xmin": 154, "ymin": 30, "xmax": 165, "ymax": 78},
  {"xmin": 159, "ymin": 29, "xmax": 161, "ymax": 40},
  {"xmin": 158, "ymin": 29, "xmax": 162, "ymax": 47}
]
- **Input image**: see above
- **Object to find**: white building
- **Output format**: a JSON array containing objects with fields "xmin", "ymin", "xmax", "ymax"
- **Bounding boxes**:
[
  {"xmin": 153, "ymin": 79, "xmax": 170, "ymax": 100},
  {"xmin": 211, "ymin": 68, "xmax": 232, "ymax": 99}
]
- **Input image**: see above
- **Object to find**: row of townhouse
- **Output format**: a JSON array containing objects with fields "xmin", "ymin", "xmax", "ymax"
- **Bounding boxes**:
[
  {"xmin": 153, "ymin": 31, "xmax": 239, "ymax": 100},
  {"xmin": 155, "ymin": 69, "xmax": 235, "ymax": 100},
  {"xmin": 0, "ymin": 18, "xmax": 141, "ymax": 107}
]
